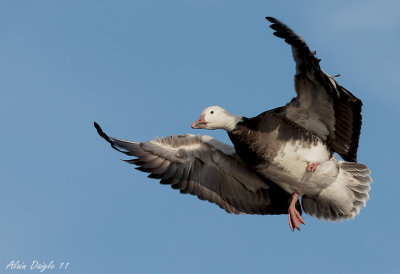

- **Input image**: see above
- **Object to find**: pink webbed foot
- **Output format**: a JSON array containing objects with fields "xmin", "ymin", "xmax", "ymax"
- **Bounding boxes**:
[
  {"xmin": 288, "ymin": 192, "xmax": 305, "ymax": 231},
  {"xmin": 307, "ymin": 162, "xmax": 319, "ymax": 172}
]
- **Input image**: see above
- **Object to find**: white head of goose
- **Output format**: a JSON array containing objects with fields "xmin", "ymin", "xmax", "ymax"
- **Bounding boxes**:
[
  {"xmin": 191, "ymin": 106, "xmax": 243, "ymax": 131},
  {"xmin": 95, "ymin": 17, "xmax": 372, "ymax": 232}
]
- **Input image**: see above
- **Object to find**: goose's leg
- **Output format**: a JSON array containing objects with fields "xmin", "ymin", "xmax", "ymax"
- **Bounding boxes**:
[
  {"xmin": 288, "ymin": 192, "xmax": 304, "ymax": 231},
  {"xmin": 307, "ymin": 162, "xmax": 319, "ymax": 172}
]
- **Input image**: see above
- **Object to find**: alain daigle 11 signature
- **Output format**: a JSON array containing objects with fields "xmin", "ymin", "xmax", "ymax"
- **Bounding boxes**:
[{"xmin": 6, "ymin": 260, "xmax": 70, "ymax": 272}]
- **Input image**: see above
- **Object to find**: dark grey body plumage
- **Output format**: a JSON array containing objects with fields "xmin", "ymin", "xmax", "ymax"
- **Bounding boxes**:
[{"xmin": 228, "ymin": 108, "xmax": 329, "ymax": 168}]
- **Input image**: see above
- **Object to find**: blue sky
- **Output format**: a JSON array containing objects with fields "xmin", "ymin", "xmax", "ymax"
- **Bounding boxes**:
[{"xmin": 1, "ymin": 1, "xmax": 399, "ymax": 273}]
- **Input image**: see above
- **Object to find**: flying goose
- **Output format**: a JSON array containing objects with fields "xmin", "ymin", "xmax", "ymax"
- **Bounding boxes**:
[{"xmin": 95, "ymin": 17, "xmax": 372, "ymax": 231}]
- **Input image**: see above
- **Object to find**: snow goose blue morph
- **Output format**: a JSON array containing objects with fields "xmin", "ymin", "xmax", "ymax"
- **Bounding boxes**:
[{"xmin": 95, "ymin": 17, "xmax": 372, "ymax": 231}]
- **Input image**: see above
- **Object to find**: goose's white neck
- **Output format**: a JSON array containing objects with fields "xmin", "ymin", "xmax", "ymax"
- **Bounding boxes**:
[{"xmin": 220, "ymin": 112, "xmax": 242, "ymax": 131}]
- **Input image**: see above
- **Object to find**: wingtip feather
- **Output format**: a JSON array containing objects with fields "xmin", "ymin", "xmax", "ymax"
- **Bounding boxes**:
[
  {"xmin": 93, "ymin": 121, "xmax": 124, "ymax": 153},
  {"xmin": 265, "ymin": 16, "xmax": 278, "ymax": 24},
  {"xmin": 94, "ymin": 121, "xmax": 111, "ymax": 144}
]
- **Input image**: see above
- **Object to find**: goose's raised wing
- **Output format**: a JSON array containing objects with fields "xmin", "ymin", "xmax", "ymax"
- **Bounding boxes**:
[
  {"xmin": 94, "ymin": 122, "xmax": 291, "ymax": 215},
  {"xmin": 266, "ymin": 17, "xmax": 362, "ymax": 162}
]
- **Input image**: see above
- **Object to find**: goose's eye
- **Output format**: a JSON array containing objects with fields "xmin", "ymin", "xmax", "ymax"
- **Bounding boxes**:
[{"xmin": 210, "ymin": 111, "xmax": 214, "ymax": 114}]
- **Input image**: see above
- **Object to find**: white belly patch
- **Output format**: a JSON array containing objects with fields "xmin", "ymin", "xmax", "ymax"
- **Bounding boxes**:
[{"xmin": 257, "ymin": 139, "xmax": 337, "ymax": 195}]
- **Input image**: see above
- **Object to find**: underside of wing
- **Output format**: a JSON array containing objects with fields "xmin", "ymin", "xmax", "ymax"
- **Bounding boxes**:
[
  {"xmin": 266, "ymin": 17, "xmax": 363, "ymax": 162},
  {"xmin": 94, "ymin": 122, "xmax": 291, "ymax": 215}
]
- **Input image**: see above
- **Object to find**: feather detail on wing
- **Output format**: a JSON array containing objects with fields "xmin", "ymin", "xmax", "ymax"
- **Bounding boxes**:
[
  {"xmin": 94, "ymin": 122, "xmax": 291, "ymax": 215},
  {"xmin": 266, "ymin": 17, "xmax": 362, "ymax": 162}
]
